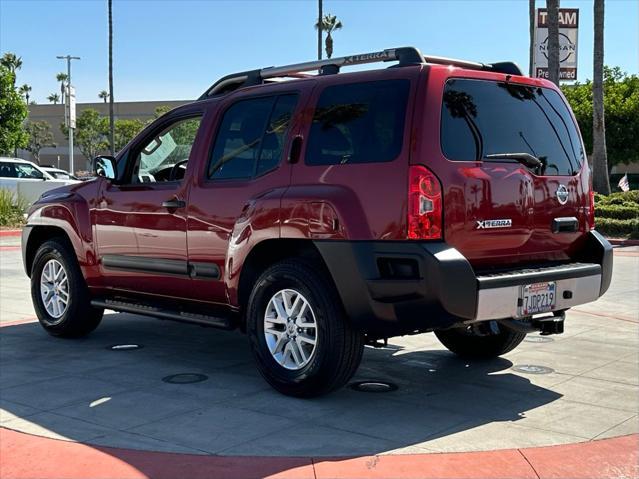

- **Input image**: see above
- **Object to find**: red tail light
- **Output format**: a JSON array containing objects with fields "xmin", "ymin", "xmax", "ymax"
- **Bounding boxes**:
[{"xmin": 408, "ymin": 165, "xmax": 442, "ymax": 240}]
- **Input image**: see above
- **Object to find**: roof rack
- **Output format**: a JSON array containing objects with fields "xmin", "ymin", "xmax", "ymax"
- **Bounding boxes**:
[{"xmin": 198, "ymin": 47, "xmax": 523, "ymax": 99}]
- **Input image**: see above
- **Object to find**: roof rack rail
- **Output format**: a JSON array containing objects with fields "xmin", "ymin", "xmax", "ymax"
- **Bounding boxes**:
[
  {"xmin": 198, "ymin": 46, "xmax": 424, "ymax": 99},
  {"xmin": 423, "ymin": 55, "xmax": 522, "ymax": 76},
  {"xmin": 198, "ymin": 47, "xmax": 523, "ymax": 99}
]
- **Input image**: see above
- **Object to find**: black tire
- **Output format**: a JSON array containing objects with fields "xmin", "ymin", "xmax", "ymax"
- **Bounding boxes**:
[
  {"xmin": 434, "ymin": 322, "xmax": 526, "ymax": 359},
  {"xmin": 246, "ymin": 259, "xmax": 364, "ymax": 397},
  {"xmin": 31, "ymin": 238, "xmax": 103, "ymax": 337}
]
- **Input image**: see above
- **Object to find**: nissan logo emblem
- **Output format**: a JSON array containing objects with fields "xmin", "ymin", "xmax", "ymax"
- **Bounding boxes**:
[{"xmin": 556, "ymin": 184, "xmax": 569, "ymax": 205}]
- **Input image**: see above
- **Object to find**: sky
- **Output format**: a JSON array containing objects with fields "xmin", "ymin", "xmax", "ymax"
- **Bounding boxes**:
[{"xmin": 1, "ymin": 0, "xmax": 637, "ymax": 104}]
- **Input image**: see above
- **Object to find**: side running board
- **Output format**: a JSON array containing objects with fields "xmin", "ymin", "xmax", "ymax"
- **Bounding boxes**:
[{"xmin": 90, "ymin": 298, "xmax": 233, "ymax": 329}]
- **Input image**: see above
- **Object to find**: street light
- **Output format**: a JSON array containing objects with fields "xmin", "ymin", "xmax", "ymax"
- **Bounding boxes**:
[{"xmin": 56, "ymin": 55, "xmax": 80, "ymax": 174}]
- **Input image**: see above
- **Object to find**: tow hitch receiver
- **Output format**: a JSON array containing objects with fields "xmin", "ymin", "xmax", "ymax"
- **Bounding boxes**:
[
  {"xmin": 535, "ymin": 313, "xmax": 565, "ymax": 335},
  {"xmin": 498, "ymin": 311, "xmax": 565, "ymax": 336}
]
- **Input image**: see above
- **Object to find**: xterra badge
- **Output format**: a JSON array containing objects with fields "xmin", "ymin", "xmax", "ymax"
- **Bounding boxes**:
[{"xmin": 476, "ymin": 219, "xmax": 512, "ymax": 229}]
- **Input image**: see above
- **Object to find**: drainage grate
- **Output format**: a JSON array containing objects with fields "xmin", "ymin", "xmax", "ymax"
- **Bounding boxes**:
[
  {"xmin": 512, "ymin": 364, "xmax": 555, "ymax": 375},
  {"xmin": 162, "ymin": 373, "xmax": 208, "ymax": 384},
  {"xmin": 524, "ymin": 336, "xmax": 554, "ymax": 343},
  {"xmin": 350, "ymin": 380, "xmax": 398, "ymax": 393},
  {"xmin": 108, "ymin": 344, "xmax": 142, "ymax": 351}
]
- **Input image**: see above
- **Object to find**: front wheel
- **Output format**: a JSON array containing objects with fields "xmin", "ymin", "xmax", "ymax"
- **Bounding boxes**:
[
  {"xmin": 246, "ymin": 259, "xmax": 364, "ymax": 397},
  {"xmin": 434, "ymin": 321, "xmax": 526, "ymax": 359},
  {"xmin": 31, "ymin": 238, "xmax": 103, "ymax": 337}
]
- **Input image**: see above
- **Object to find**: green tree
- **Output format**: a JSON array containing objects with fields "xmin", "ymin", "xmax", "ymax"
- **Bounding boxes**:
[
  {"xmin": 592, "ymin": 0, "xmax": 610, "ymax": 194},
  {"xmin": 0, "ymin": 65, "xmax": 28, "ymax": 155},
  {"xmin": 98, "ymin": 90, "xmax": 109, "ymax": 103},
  {"xmin": 562, "ymin": 67, "xmax": 639, "ymax": 171},
  {"xmin": 315, "ymin": 14, "xmax": 342, "ymax": 59},
  {"xmin": 19, "ymin": 84, "xmax": 32, "ymax": 104},
  {"xmin": 546, "ymin": 0, "xmax": 560, "ymax": 86},
  {"xmin": 0, "ymin": 52, "xmax": 22, "ymax": 75},
  {"xmin": 24, "ymin": 121, "xmax": 55, "ymax": 164},
  {"xmin": 47, "ymin": 93, "xmax": 60, "ymax": 104},
  {"xmin": 61, "ymin": 109, "xmax": 108, "ymax": 161},
  {"xmin": 113, "ymin": 118, "xmax": 144, "ymax": 152},
  {"xmin": 56, "ymin": 72, "xmax": 68, "ymax": 103}
]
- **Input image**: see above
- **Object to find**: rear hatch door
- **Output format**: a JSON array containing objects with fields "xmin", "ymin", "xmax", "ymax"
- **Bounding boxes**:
[{"xmin": 431, "ymin": 75, "xmax": 588, "ymax": 268}]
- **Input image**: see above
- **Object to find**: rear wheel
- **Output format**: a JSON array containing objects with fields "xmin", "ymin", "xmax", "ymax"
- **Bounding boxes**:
[
  {"xmin": 246, "ymin": 259, "xmax": 364, "ymax": 397},
  {"xmin": 31, "ymin": 239, "xmax": 103, "ymax": 337},
  {"xmin": 434, "ymin": 321, "xmax": 525, "ymax": 358}
]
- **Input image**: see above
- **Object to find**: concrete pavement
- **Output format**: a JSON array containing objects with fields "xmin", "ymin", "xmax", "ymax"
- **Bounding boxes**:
[{"xmin": 0, "ymin": 234, "xmax": 637, "ymax": 474}]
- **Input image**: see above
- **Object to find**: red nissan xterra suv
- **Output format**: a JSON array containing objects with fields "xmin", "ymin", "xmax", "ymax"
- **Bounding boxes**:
[{"xmin": 22, "ymin": 47, "xmax": 612, "ymax": 397}]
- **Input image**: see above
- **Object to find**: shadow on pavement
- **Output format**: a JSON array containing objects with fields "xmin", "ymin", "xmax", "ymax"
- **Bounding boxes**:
[{"xmin": 0, "ymin": 313, "xmax": 562, "ymax": 476}]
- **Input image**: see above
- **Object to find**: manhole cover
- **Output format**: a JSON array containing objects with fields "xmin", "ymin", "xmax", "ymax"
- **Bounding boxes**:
[
  {"xmin": 512, "ymin": 364, "xmax": 555, "ymax": 375},
  {"xmin": 108, "ymin": 344, "xmax": 142, "ymax": 351},
  {"xmin": 524, "ymin": 336, "xmax": 554, "ymax": 343},
  {"xmin": 350, "ymin": 381, "xmax": 398, "ymax": 393},
  {"xmin": 162, "ymin": 373, "xmax": 208, "ymax": 384}
]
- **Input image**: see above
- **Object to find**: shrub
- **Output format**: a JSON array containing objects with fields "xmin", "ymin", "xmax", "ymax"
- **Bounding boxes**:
[
  {"xmin": 0, "ymin": 188, "xmax": 27, "ymax": 227},
  {"xmin": 595, "ymin": 190, "xmax": 639, "ymax": 206},
  {"xmin": 595, "ymin": 205, "xmax": 639, "ymax": 220},
  {"xmin": 595, "ymin": 217, "xmax": 639, "ymax": 238}
]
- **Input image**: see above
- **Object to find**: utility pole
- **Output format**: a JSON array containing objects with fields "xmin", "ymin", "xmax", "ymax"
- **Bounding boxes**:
[
  {"xmin": 56, "ymin": 55, "xmax": 80, "ymax": 174},
  {"xmin": 318, "ymin": 0, "xmax": 323, "ymax": 60},
  {"xmin": 108, "ymin": 0, "xmax": 115, "ymax": 156}
]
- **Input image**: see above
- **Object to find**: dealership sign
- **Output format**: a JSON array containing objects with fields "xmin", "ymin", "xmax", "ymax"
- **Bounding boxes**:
[{"xmin": 534, "ymin": 8, "xmax": 579, "ymax": 81}]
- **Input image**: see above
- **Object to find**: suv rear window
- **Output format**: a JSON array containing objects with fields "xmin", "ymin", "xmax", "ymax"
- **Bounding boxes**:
[
  {"xmin": 306, "ymin": 80, "xmax": 410, "ymax": 165},
  {"xmin": 441, "ymin": 78, "xmax": 584, "ymax": 176}
]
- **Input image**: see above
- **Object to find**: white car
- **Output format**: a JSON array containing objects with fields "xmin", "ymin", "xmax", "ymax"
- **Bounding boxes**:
[
  {"xmin": 0, "ymin": 157, "xmax": 80, "ymax": 205},
  {"xmin": 40, "ymin": 166, "xmax": 79, "ymax": 181}
]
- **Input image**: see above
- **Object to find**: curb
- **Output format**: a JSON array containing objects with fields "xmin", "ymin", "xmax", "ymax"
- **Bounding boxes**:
[
  {"xmin": 0, "ymin": 427, "xmax": 637, "ymax": 479},
  {"xmin": 608, "ymin": 237, "xmax": 639, "ymax": 246},
  {"xmin": 0, "ymin": 229, "xmax": 21, "ymax": 237}
]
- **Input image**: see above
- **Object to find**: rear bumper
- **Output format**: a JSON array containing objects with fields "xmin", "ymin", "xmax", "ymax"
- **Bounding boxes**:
[{"xmin": 314, "ymin": 231, "xmax": 613, "ymax": 336}]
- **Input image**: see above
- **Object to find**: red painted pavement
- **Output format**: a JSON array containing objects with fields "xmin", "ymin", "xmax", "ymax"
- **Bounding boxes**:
[
  {"xmin": 0, "ymin": 229, "xmax": 21, "ymax": 237},
  {"xmin": 0, "ymin": 428, "xmax": 636, "ymax": 479}
]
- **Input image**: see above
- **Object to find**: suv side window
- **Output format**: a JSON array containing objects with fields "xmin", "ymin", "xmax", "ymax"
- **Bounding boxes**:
[
  {"xmin": 208, "ymin": 94, "xmax": 298, "ymax": 180},
  {"xmin": 305, "ymin": 79, "xmax": 410, "ymax": 165},
  {"xmin": 128, "ymin": 116, "xmax": 202, "ymax": 183}
]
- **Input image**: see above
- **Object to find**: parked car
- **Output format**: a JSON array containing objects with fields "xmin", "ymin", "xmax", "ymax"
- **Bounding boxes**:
[
  {"xmin": 21, "ymin": 47, "xmax": 612, "ymax": 397},
  {"xmin": 0, "ymin": 157, "xmax": 79, "ymax": 205},
  {"xmin": 40, "ymin": 166, "xmax": 79, "ymax": 181}
]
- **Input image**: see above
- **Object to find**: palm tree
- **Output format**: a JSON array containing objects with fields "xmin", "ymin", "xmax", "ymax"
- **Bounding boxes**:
[
  {"xmin": 108, "ymin": 0, "xmax": 115, "ymax": 155},
  {"xmin": 47, "ymin": 93, "xmax": 60, "ymax": 104},
  {"xmin": 98, "ymin": 90, "xmax": 109, "ymax": 103},
  {"xmin": 56, "ymin": 72, "xmax": 68, "ymax": 103},
  {"xmin": 546, "ymin": 0, "xmax": 560, "ymax": 86},
  {"xmin": 315, "ymin": 14, "xmax": 342, "ymax": 59},
  {"xmin": 529, "ymin": 0, "xmax": 535, "ymax": 76},
  {"xmin": 19, "ymin": 84, "xmax": 32, "ymax": 104},
  {"xmin": 592, "ymin": 0, "xmax": 610, "ymax": 194},
  {"xmin": 0, "ymin": 52, "xmax": 22, "ymax": 73}
]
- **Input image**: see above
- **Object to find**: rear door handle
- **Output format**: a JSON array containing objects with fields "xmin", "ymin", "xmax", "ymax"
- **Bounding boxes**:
[{"xmin": 162, "ymin": 198, "xmax": 186, "ymax": 209}]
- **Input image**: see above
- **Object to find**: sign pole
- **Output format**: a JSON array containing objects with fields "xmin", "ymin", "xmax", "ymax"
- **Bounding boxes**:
[{"xmin": 56, "ymin": 55, "xmax": 80, "ymax": 174}]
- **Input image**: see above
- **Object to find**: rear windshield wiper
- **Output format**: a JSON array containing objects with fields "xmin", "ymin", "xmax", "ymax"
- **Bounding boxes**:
[{"xmin": 484, "ymin": 152, "xmax": 542, "ymax": 169}]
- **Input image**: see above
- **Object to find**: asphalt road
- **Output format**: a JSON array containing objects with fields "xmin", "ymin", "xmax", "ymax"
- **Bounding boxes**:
[{"xmin": 0, "ymin": 235, "xmax": 637, "ymax": 456}]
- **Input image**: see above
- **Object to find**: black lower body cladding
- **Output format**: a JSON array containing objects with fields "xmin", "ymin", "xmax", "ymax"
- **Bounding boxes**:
[
  {"xmin": 313, "ymin": 240, "xmax": 478, "ymax": 336},
  {"xmin": 313, "ymin": 231, "xmax": 613, "ymax": 338}
]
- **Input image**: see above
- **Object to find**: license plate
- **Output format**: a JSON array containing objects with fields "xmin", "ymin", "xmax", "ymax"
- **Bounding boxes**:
[{"xmin": 520, "ymin": 282, "xmax": 556, "ymax": 316}]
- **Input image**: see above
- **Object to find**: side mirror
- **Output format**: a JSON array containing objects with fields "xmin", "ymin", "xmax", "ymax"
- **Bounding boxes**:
[{"xmin": 93, "ymin": 156, "xmax": 117, "ymax": 180}]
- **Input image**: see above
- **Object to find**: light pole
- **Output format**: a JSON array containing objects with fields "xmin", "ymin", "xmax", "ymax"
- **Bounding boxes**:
[
  {"xmin": 56, "ymin": 55, "xmax": 80, "ymax": 174},
  {"xmin": 318, "ymin": 0, "xmax": 322, "ymax": 60}
]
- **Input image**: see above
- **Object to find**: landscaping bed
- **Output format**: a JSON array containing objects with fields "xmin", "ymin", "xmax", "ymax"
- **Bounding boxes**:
[{"xmin": 595, "ymin": 190, "xmax": 639, "ymax": 239}]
